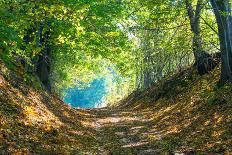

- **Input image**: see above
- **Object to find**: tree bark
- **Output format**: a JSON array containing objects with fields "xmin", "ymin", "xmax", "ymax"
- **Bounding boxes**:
[
  {"xmin": 210, "ymin": 0, "xmax": 232, "ymax": 83},
  {"xmin": 23, "ymin": 22, "xmax": 51, "ymax": 91},
  {"xmin": 185, "ymin": 0, "xmax": 217, "ymax": 75},
  {"xmin": 36, "ymin": 23, "xmax": 51, "ymax": 91},
  {"xmin": 185, "ymin": 0, "xmax": 203, "ymax": 58}
]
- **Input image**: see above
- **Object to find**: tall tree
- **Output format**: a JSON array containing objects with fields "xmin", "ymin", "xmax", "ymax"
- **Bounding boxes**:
[
  {"xmin": 185, "ymin": 0, "xmax": 204, "ymax": 56},
  {"xmin": 210, "ymin": 0, "xmax": 232, "ymax": 83},
  {"xmin": 185, "ymin": 0, "xmax": 217, "ymax": 75}
]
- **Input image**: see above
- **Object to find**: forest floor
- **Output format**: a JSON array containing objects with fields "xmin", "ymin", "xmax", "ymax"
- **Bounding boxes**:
[{"xmin": 0, "ymin": 59, "xmax": 232, "ymax": 154}]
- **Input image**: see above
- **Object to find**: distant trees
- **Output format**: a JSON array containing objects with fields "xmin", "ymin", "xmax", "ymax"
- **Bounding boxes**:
[
  {"xmin": 210, "ymin": 0, "xmax": 232, "ymax": 83},
  {"xmin": 130, "ymin": 0, "xmax": 218, "ymax": 90},
  {"xmin": 1, "ymin": 0, "xmax": 232, "ymax": 97},
  {"xmin": 0, "ymin": 0, "xmax": 135, "ymax": 94},
  {"xmin": 127, "ymin": 0, "xmax": 231, "ymax": 90}
]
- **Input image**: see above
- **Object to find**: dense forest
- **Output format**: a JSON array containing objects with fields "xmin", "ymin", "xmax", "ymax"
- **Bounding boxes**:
[
  {"xmin": 0, "ymin": 0, "xmax": 232, "ymax": 154},
  {"xmin": 1, "ymin": 0, "xmax": 231, "ymax": 97}
]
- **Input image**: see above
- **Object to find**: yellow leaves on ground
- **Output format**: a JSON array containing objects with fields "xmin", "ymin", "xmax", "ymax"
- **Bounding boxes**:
[
  {"xmin": 0, "ymin": 58, "xmax": 231, "ymax": 154},
  {"xmin": 0, "ymin": 77, "xmax": 3, "ymax": 86},
  {"xmin": 24, "ymin": 106, "xmax": 36, "ymax": 116},
  {"xmin": 23, "ymin": 104, "xmax": 63, "ymax": 129}
]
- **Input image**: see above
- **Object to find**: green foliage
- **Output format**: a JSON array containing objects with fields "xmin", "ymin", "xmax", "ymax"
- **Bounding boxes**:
[
  {"xmin": 0, "ymin": 0, "xmax": 222, "ymax": 101},
  {"xmin": 0, "ymin": 0, "xmax": 136, "ymax": 96}
]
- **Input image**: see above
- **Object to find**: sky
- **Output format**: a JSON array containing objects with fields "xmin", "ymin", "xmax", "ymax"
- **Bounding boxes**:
[{"xmin": 63, "ymin": 78, "xmax": 108, "ymax": 108}]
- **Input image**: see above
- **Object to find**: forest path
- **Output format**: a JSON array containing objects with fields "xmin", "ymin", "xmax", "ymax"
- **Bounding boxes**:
[{"xmin": 81, "ymin": 107, "xmax": 162, "ymax": 154}]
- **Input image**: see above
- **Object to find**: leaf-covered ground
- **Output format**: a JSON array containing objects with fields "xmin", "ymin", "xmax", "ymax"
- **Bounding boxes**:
[{"xmin": 0, "ymin": 59, "xmax": 231, "ymax": 154}]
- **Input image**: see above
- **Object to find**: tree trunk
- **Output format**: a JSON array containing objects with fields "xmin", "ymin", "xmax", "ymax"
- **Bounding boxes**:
[
  {"xmin": 210, "ymin": 0, "xmax": 232, "ymax": 83},
  {"xmin": 23, "ymin": 22, "xmax": 51, "ymax": 91},
  {"xmin": 185, "ymin": 0, "xmax": 203, "ymax": 58},
  {"xmin": 185, "ymin": 0, "xmax": 217, "ymax": 75},
  {"xmin": 36, "ymin": 23, "xmax": 51, "ymax": 91}
]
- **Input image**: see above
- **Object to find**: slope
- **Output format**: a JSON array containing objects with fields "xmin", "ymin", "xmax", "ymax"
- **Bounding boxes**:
[{"xmin": 0, "ymin": 59, "xmax": 231, "ymax": 154}]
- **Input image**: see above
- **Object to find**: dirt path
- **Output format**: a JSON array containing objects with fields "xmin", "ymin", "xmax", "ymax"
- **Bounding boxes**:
[{"xmin": 81, "ymin": 108, "xmax": 161, "ymax": 154}]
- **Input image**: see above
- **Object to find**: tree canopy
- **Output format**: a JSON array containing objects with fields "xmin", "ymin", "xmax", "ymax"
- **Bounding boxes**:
[{"xmin": 1, "ymin": 0, "xmax": 231, "ymax": 102}]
